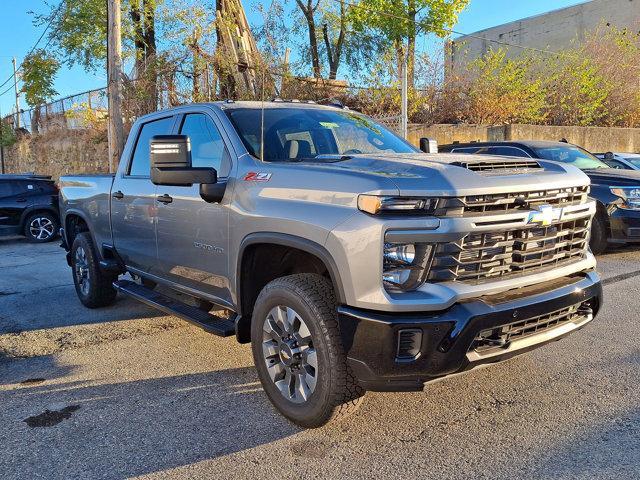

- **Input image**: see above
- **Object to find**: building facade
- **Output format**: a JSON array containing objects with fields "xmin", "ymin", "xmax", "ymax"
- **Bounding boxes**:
[{"xmin": 449, "ymin": 0, "xmax": 640, "ymax": 71}]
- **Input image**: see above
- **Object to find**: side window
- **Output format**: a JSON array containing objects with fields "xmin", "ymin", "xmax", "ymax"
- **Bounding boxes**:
[
  {"xmin": 489, "ymin": 146, "xmax": 531, "ymax": 157},
  {"xmin": 128, "ymin": 116, "xmax": 175, "ymax": 176},
  {"xmin": 179, "ymin": 113, "xmax": 230, "ymax": 176},
  {"xmin": 451, "ymin": 147, "xmax": 481, "ymax": 154},
  {"xmin": 605, "ymin": 160, "xmax": 628, "ymax": 169}
]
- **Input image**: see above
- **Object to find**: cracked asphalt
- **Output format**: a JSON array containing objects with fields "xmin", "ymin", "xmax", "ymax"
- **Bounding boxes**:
[{"xmin": 1, "ymin": 237, "xmax": 639, "ymax": 479}]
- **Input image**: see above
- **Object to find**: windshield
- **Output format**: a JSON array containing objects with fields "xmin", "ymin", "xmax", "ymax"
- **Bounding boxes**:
[
  {"xmin": 533, "ymin": 145, "xmax": 610, "ymax": 170},
  {"xmin": 224, "ymin": 107, "xmax": 417, "ymax": 162}
]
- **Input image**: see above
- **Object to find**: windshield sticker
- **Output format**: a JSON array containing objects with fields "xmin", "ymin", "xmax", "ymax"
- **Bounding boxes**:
[{"xmin": 320, "ymin": 122, "xmax": 339, "ymax": 128}]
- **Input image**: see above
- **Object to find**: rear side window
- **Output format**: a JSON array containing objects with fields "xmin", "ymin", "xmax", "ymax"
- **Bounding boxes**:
[
  {"xmin": 0, "ymin": 182, "xmax": 14, "ymax": 198},
  {"xmin": 128, "ymin": 116, "xmax": 175, "ymax": 176},
  {"xmin": 488, "ymin": 146, "xmax": 531, "ymax": 157},
  {"xmin": 179, "ymin": 113, "xmax": 230, "ymax": 176},
  {"xmin": 451, "ymin": 147, "xmax": 482, "ymax": 154}
]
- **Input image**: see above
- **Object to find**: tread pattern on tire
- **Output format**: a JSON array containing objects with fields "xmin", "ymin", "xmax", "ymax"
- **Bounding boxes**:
[
  {"xmin": 256, "ymin": 273, "xmax": 365, "ymax": 426},
  {"xmin": 72, "ymin": 232, "xmax": 118, "ymax": 308}
]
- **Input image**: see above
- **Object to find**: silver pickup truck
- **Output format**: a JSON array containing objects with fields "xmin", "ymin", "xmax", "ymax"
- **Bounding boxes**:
[{"xmin": 59, "ymin": 101, "xmax": 603, "ymax": 427}]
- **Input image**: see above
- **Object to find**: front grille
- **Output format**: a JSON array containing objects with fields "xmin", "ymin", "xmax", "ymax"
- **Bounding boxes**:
[
  {"xmin": 442, "ymin": 186, "xmax": 589, "ymax": 216},
  {"xmin": 453, "ymin": 159, "xmax": 541, "ymax": 172},
  {"xmin": 470, "ymin": 301, "xmax": 593, "ymax": 355},
  {"xmin": 429, "ymin": 217, "xmax": 591, "ymax": 283}
]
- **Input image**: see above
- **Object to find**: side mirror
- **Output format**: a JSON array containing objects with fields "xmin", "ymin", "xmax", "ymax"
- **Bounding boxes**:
[
  {"xmin": 419, "ymin": 137, "xmax": 438, "ymax": 153},
  {"xmin": 150, "ymin": 135, "xmax": 217, "ymax": 186},
  {"xmin": 604, "ymin": 152, "xmax": 614, "ymax": 161}
]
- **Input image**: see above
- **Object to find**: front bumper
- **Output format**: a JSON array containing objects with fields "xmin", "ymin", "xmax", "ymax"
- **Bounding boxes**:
[
  {"xmin": 338, "ymin": 271, "xmax": 602, "ymax": 392},
  {"xmin": 608, "ymin": 207, "xmax": 640, "ymax": 243}
]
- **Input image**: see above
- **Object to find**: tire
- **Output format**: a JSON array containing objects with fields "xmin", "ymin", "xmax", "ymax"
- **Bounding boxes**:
[
  {"xmin": 590, "ymin": 212, "xmax": 608, "ymax": 255},
  {"xmin": 71, "ymin": 232, "xmax": 118, "ymax": 308},
  {"xmin": 24, "ymin": 212, "xmax": 58, "ymax": 243},
  {"xmin": 251, "ymin": 273, "xmax": 364, "ymax": 428}
]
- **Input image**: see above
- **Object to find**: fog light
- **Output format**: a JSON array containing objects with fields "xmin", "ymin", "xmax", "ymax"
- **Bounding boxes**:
[{"xmin": 383, "ymin": 242, "xmax": 433, "ymax": 292}]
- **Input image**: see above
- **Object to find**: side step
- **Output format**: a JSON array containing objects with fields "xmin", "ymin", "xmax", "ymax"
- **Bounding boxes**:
[{"xmin": 113, "ymin": 280, "xmax": 235, "ymax": 337}]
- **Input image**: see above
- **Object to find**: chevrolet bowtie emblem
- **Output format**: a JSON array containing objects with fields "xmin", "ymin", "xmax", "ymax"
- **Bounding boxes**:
[{"xmin": 527, "ymin": 205, "xmax": 562, "ymax": 226}]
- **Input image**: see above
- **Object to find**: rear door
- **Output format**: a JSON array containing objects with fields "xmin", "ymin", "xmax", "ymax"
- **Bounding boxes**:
[
  {"xmin": 111, "ymin": 115, "xmax": 176, "ymax": 274},
  {"xmin": 155, "ymin": 111, "xmax": 233, "ymax": 303},
  {"xmin": 0, "ymin": 181, "xmax": 29, "ymax": 233}
]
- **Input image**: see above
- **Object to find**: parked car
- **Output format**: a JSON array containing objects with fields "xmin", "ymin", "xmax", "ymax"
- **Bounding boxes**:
[
  {"xmin": 0, "ymin": 174, "xmax": 60, "ymax": 242},
  {"xmin": 594, "ymin": 152, "xmax": 640, "ymax": 171},
  {"xmin": 440, "ymin": 140, "xmax": 640, "ymax": 254},
  {"xmin": 59, "ymin": 102, "xmax": 602, "ymax": 427}
]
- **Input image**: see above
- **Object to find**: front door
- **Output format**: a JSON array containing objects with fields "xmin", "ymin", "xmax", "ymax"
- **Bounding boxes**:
[
  {"xmin": 111, "ymin": 115, "xmax": 176, "ymax": 274},
  {"xmin": 155, "ymin": 112, "xmax": 232, "ymax": 304}
]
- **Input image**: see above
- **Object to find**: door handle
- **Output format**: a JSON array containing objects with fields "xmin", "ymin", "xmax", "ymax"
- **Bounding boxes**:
[
  {"xmin": 112, "ymin": 190, "xmax": 124, "ymax": 200},
  {"xmin": 156, "ymin": 194, "xmax": 173, "ymax": 204},
  {"xmin": 16, "ymin": 197, "xmax": 27, "ymax": 203}
]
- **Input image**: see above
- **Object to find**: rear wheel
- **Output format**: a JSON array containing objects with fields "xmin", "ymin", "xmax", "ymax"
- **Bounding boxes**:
[
  {"xmin": 251, "ymin": 273, "xmax": 364, "ymax": 428},
  {"xmin": 24, "ymin": 212, "xmax": 58, "ymax": 243},
  {"xmin": 71, "ymin": 232, "xmax": 118, "ymax": 308},
  {"xmin": 590, "ymin": 212, "xmax": 608, "ymax": 255}
]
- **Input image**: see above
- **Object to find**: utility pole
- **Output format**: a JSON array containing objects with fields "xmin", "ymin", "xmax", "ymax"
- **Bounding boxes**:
[
  {"xmin": 12, "ymin": 57, "xmax": 20, "ymax": 129},
  {"xmin": 107, "ymin": 0, "xmax": 125, "ymax": 173},
  {"xmin": 400, "ymin": 49, "xmax": 408, "ymax": 140},
  {"xmin": 0, "ymin": 104, "xmax": 5, "ymax": 174}
]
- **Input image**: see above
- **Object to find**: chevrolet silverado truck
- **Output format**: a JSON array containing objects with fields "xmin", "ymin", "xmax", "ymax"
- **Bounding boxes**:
[{"xmin": 59, "ymin": 101, "xmax": 603, "ymax": 427}]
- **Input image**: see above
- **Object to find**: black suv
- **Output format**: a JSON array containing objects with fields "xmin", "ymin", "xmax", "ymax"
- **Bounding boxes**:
[
  {"xmin": 439, "ymin": 140, "xmax": 640, "ymax": 254},
  {"xmin": 0, "ymin": 174, "xmax": 60, "ymax": 242}
]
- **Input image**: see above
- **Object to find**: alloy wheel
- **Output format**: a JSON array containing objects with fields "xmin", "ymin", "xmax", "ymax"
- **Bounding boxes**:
[
  {"xmin": 74, "ymin": 246, "xmax": 91, "ymax": 296},
  {"xmin": 261, "ymin": 305, "xmax": 318, "ymax": 404},
  {"xmin": 29, "ymin": 217, "xmax": 55, "ymax": 240}
]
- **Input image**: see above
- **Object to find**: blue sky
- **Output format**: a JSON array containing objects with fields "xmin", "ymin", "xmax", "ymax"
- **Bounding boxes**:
[{"xmin": 0, "ymin": 0, "xmax": 586, "ymax": 115}]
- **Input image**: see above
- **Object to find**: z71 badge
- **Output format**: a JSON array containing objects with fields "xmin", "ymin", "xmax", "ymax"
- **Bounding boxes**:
[{"xmin": 244, "ymin": 172, "xmax": 272, "ymax": 182}]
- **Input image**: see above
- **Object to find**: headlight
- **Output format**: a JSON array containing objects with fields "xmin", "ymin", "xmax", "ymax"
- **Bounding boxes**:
[
  {"xmin": 358, "ymin": 195, "xmax": 438, "ymax": 215},
  {"xmin": 383, "ymin": 242, "xmax": 433, "ymax": 292},
  {"xmin": 610, "ymin": 187, "xmax": 640, "ymax": 210}
]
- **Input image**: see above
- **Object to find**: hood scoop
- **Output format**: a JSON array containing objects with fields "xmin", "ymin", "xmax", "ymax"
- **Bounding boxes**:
[{"xmin": 452, "ymin": 159, "xmax": 542, "ymax": 173}]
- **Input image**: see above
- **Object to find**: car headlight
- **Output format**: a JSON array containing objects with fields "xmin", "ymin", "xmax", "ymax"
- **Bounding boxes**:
[
  {"xmin": 358, "ymin": 195, "xmax": 438, "ymax": 215},
  {"xmin": 610, "ymin": 187, "xmax": 640, "ymax": 210},
  {"xmin": 383, "ymin": 242, "xmax": 433, "ymax": 292}
]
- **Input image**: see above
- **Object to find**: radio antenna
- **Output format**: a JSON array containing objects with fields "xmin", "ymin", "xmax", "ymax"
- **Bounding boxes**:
[{"xmin": 260, "ymin": 64, "xmax": 266, "ymax": 161}]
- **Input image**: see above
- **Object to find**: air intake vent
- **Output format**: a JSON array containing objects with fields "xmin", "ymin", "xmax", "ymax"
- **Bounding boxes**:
[
  {"xmin": 453, "ymin": 160, "xmax": 541, "ymax": 172},
  {"xmin": 396, "ymin": 329, "xmax": 422, "ymax": 362}
]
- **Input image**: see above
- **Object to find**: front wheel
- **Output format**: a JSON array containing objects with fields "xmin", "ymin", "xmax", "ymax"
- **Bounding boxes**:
[
  {"xmin": 71, "ymin": 232, "xmax": 118, "ymax": 308},
  {"xmin": 590, "ymin": 212, "xmax": 608, "ymax": 255},
  {"xmin": 251, "ymin": 273, "xmax": 364, "ymax": 428}
]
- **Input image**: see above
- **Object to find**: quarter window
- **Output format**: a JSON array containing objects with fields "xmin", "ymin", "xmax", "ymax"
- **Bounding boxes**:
[{"xmin": 128, "ymin": 116, "xmax": 175, "ymax": 176}]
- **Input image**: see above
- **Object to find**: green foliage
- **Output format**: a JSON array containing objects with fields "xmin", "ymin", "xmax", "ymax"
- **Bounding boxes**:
[
  {"xmin": 461, "ymin": 49, "xmax": 547, "ymax": 124},
  {"xmin": 0, "ymin": 122, "xmax": 16, "ymax": 148},
  {"xmin": 20, "ymin": 50, "xmax": 60, "ymax": 107},
  {"xmin": 35, "ymin": 0, "xmax": 108, "ymax": 71},
  {"xmin": 350, "ymin": 0, "xmax": 469, "ymax": 42}
]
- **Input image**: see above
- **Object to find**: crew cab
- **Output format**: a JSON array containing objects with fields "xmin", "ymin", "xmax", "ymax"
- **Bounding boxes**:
[
  {"xmin": 59, "ymin": 102, "xmax": 602, "ymax": 427},
  {"xmin": 440, "ymin": 140, "xmax": 640, "ymax": 253}
]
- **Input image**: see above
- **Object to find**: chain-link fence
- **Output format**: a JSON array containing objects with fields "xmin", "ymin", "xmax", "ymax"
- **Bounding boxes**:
[{"xmin": 3, "ymin": 88, "xmax": 109, "ymax": 134}]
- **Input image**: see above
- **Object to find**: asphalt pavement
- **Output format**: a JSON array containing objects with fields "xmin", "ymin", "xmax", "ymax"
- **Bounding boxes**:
[{"xmin": 0, "ymin": 236, "xmax": 639, "ymax": 479}]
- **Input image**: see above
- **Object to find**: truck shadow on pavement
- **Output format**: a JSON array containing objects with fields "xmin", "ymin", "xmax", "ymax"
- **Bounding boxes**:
[{"xmin": 0, "ymin": 360, "xmax": 299, "ymax": 479}]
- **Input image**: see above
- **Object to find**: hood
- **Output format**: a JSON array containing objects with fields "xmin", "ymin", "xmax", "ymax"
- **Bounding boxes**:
[
  {"xmin": 583, "ymin": 168, "xmax": 640, "ymax": 186},
  {"xmin": 295, "ymin": 152, "xmax": 590, "ymax": 196}
]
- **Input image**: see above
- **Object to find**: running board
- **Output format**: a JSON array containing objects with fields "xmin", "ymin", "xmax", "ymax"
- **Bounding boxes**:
[{"xmin": 113, "ymin": 280, "xmax": 235, "ymax": 337}]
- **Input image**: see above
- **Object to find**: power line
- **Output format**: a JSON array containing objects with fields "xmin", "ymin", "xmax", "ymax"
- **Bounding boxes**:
[{"xmin": 0, "ymin": 0, "xmax": 66, "ymax": 96}]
